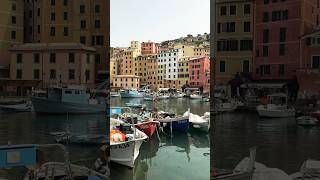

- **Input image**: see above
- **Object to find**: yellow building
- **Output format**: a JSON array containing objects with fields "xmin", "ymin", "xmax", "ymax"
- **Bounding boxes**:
[
  {"xmin": 157, "ymin": 61, "xmax": 165, "ymax": 89},
  {"xmin": 112, "ymin": 75, "xmax": 140, "ymax": 90},
  {"xmin": 121, "ymin": 49, "xmax": 134, "ymax": 75},
  {"xmin": 215, "ymin": 0, "xmax": 253, "ymax": 84},
  {"xmin": 174, "ymin": 43, "xmax": 194, "ymax": 57},
  {"xmin": 134, "ymin": 55, "xmax": 148, "ymax": 86},
  {"xmin": 130, "ymin": 41, "xmax": 141, "ymax": 55},
  {"xmin": 146, "ymin": 55, "xmax": 158, "ymax": 91},
  {"xmin": 0, "ymin": 0, "xmax": 24, "ymax": 78},
  {"xmin": 24, "ymin": 0, "xmax": 109, "ymax": 80},
  {"xmin": 110, "ymin": 58, "xmax": 117, "ymax": 80},
  {"xmin": 178, "ymin": 57, "xmax": 191, "ymax": 89},
  {"xmin": 194, "ymin": 45, "xmax": 210, "ymax": 57}
]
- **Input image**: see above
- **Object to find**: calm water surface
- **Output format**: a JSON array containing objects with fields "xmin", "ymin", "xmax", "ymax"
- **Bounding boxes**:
[
  {"xmin": 110, "ymin": 97, "xmax": 210, "ymax": 180},
  {"xmin": 213, "ymin": 111, "xmax": 320, "ymax": 174},
  {"xmin": 0, "ymin": 112, "xmax": 106, "ymax": 180}
]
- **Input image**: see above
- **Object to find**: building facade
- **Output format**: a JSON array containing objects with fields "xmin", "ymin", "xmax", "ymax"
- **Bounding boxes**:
[
  {"xmin": 174, "ymin": 43, "xmax": 194, "ymax": 57},
  {"xmin": 253, "ymin": 0, "xmax": 320, "ymax": 80},
  {"xmin": 23, "ymin": 0, "xmax": 109, "ymax": 81},
  {"xmin": 112, "ymin": 75, "xmax": 140, "ymax": 89},
  {"xmin": 0, "ymin": 0, "xmax": 24, "ymax": 78},
  {"xmin": 9, "ymin": 43, "xmax": 96, "ymax": 91},
  {"xmin": 178, "ymin": 57, "xmax": 191, "ymax": 89},
  {"xmin": 215, "ymin": 0, "xmax": 253, "ymax": 84},
  {"xmin": 157, "ymin": 49, "xmax": 183, "ymax": 89},
  {"xmin": 146, "ymin": 55, "xmax": 158, "ymax": 90},
  {"xmin": 141, "ymin": 41, "xmax": 158, "ymax": 55},
  {"xmin": 189, "ymin": 56, "xmax": 210, "ymax": 92}
]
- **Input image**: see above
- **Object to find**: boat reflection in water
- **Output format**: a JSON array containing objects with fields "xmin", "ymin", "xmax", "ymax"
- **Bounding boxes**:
[{"xmin": 110, "ymin": 131, "xmax": 210, "ymax": 180}]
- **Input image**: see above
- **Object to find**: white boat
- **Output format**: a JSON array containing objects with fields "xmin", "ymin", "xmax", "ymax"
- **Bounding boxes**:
[
  {"xmin": 190, "ymin": 91, "xmax": 202, "ymax": 99},
  {"xmin": 110, "ymin": 92, "xmax": 120, "ymax": 97},
  {"xmin": 120, "ymin": 89, "xmax": 144, "ymax": 98},
  {"xmin": 186, "ymin": 111, "xmax": 210, "ymax": 132},
  {"xmin": 110, "ymin": 118, "xmax": 148, "ymax": 168},
  {"xmin": 256, "ymin": 93, "xmax": 295, "ymax": 118},
  {"xmin": 144, "ymin": 93, "xmax": 156, "ymax": 101},
  {"xmin": 0, "ymin": 102, "xmax": 31, "ymax": 112},
  {"xmin": 157, "ymin": 94, "xmax": 170, "ymax": 99},
  {"xmin": 291, "ymin": 159, "xmax": 320, "ymax": 179},
  {"xmin": 297, "ymin": 116, "xmax": 319, "ymax": 126},
  {"xmin": 215, "ymin": 98, "xmax": 237, "ymax": 112},
  {"xmin": 31, "ymin": 85, "xmax": 105, "ymax": 114}
]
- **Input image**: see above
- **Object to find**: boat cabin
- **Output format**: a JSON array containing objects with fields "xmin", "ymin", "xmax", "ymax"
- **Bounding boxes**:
[{"xmin": 47, "ymin": 85, "xmax": 90, "ymax": 104}]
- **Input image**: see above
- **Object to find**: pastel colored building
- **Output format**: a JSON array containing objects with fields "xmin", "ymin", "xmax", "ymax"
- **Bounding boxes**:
[
  {"xmin": 130, "ymin": 41, "xmax": 142, "ymax": 55},
  {"xmin": 121, "ymin": 49, "xmax": 139, "ymax": 75},
  {"xmin": 110, "ymin": 58, "xmax": 117, "ymax": 80},
  {"xmin": 215, "ymin": 0, "xmax": 253, "ymax": 84},
  {"xmin": 146, "ymin": 55, "xmax": 158, "ymax": 91},
  {"xmin": 253, "ymin": 0, "xmax": 320, "ymax": 80},
  {"xmin": 193, "ymin": 45, "xmax": 210, "ymax": 57},
  {"xmin": 134, "ymin": 55, "xmax": 149, "ymax": 86},
  {"xmin": 189, "ymin": 56, "xmax": 210, "ymax": 92},
  {"xmin": 112, "ymin": 75, "xmax": 140, "ymax": 90},
  {"xmin": 7, "ymin": 43, "xmax": 96, "ymax": 95},
  {"xmin": 174, "ymin": 43, "xmax": 195, "ymax": 57},
  {"xmin": 178, "ymin": 57, "xmax": 191, "ymax": 89},
  {"xmin": 141, "ymin": 41, "xmax": 158, "ymax": 55},
  {"xmin": 23, "ymin": 0, "xmax": 109, "ymax": 81},
  {"xmin": 157, "ymin": 49, "xmax": 183, "ymax": 89},
  {"xmin": 0, "ymin": 0, "xmax": 24, "ymax": 78}
]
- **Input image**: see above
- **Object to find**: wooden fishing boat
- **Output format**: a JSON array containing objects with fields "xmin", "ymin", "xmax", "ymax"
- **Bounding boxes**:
[
  {"xmin": 110, "ymin": 118, "xmax": 148, "ymax": 168},
  {"xmin": 157, "ymin": 111, "xmax": 190, "ymax": 133}
]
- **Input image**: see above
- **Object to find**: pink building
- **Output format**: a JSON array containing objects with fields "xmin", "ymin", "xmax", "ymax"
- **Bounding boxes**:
[
  {"xmin": 141, "ymin": 41, "xmax": 159, "ymax": 55},
  {"xmin": 189, "ymin": 56, "xmax": 210, "ymax": 92},
  {"xmin": 254, "ymin": 0, "xmax": 320, "ymax": 80}
]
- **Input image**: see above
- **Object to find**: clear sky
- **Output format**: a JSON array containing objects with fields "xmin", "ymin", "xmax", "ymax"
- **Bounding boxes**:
[{"xmin": 110, "ymin": 0, "xmax": 210, "ymax": 47}]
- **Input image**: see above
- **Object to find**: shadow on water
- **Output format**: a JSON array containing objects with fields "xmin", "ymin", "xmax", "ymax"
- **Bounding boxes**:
[{"xmin": 214, "ymin": 111, "xmax": 320, "ymax": 174}]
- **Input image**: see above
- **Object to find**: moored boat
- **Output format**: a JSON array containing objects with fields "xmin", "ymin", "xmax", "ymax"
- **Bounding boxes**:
[
  {"xmin": 134, "ymin": 121, "xmax": 160, "ymax": 137},
  {"xmin": 119, "ymin": 89, "xmax": 144, "ymax": 98},
  {"xmin": 0, "ymin": 102, "xmax": 32, "ymax": 112},
  {"xmin": 157, "ymin": 94, "xmax": 170, "ymax": 100},
  {"xmin": 187, "ymin": 111, "xmax": 210, "ymax": 132},
  {"xmin": 125, "ymin": 103, "xmax": 145, "ymax": 108},
  {"xmin": 256, "ymin": 93, "xmax": 295, "ymax": 118},
  {"xmin": 190, "ymin": 91, "xmax": 202, "ymax": 99},
  {"xmin": 31, "ymin": 85, "xmax": 105, "ymax": 114},
  {"xmin": 110, "ymin": 91, "xmax": 120, "ymax": 97},
  {"xmin": 291, "ymin": 159, "xmax": 320, "ymax": 179},
  {"xmin": 297, "ymin": 116, "xmax": 318, "ymax": 126},
  {"xmin": 0, "ymin": 143, "xmax": 109, "ymax": 179},
  {"xmin": 110, "ymin": 118, "xmax": 148, "ymax": 168},
  {"xmin": 157, "ymin": 111, "xmax": 190, "ymax": 133}
]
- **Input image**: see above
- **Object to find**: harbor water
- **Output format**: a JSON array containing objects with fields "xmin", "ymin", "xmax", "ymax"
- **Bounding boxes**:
[
  {"xmin": 213, "ymin": 111, "xmax": 320, "ymax": 174},
  {"xmin": 0, "ymin": 112, "xmax": 106, "ymax": 180},
  {"xmin": 110, "ymin": 97, "xmax": 210, "ymax": 180}
]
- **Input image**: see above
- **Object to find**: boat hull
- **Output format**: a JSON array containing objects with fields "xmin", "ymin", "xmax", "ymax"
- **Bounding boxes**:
[
  {"xmin": 31, "ymin": 97, "xmax": 105, "ymax": 114},
  {"xmin": 110, "ymin": 139, "xmax": 144, "ymax": 168},
  {"xmin": 120, "ymin": 92, "xmax": 144, "ymax": 98},
  {"xmin": 256, "ymin": 105, "xmax": 295, "ymax": 118},
  {"xmin": 135, "ymin": 121, "xmax": 158, "ymax": 137},
  {"xmin": 159, "ymin": 118, "xmax": 189, "ymax": 133}
]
